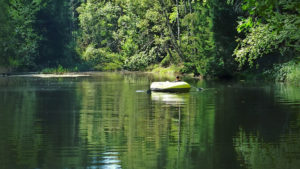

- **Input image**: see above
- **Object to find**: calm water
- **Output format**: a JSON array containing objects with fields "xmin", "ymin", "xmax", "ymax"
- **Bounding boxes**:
[{"xmin": 0, "ymin": 72, "xmax": 299, "ymax": 169}]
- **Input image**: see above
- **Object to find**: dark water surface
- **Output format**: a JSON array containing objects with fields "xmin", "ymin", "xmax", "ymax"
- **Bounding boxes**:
[{"xmin": 0, "ymin": 72, "xmax": 299, "ymax": 169}]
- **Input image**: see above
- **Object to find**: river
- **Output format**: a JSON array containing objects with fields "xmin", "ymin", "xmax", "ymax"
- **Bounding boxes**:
[{"xmin": 0, "ymin": 72, "xmax": 299, "ymax": 169}]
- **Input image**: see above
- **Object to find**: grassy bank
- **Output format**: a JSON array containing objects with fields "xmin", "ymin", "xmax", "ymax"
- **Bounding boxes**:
[
  {"xmin": 41, "ymin": 65, "xmax": 79, "ymax": 74},
  {"xmin": 144, "ymin": 62, "xmax": 300, "ymax": 86},
  {"xmin": 149, "ymin": 65, "xmax": 182, "ymax": 75}
]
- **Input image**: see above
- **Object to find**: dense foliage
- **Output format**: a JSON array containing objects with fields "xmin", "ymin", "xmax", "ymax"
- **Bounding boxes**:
[
  {"xmin": 0, "ymin": 0, "xmax": 42, "ymax": 70},
  {"xmin": 234, "ymin": 0, "xmax": 300, "ymax": 67},
  {"xmin": 75, "ymin": 0, "xmax": 239, "ymax": 77},
  {"xmin": 0, "ymin": 0, "xmax": 299, "ymax": 81},
  {"xmin": 0, "ymin": 0, "xmax": 80, "ymax": 70}
]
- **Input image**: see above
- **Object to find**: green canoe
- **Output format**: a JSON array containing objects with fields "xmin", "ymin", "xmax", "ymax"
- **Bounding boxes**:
[{"xmin": 150, "ymin": 81, "xmax": 191, "ymax": 92}]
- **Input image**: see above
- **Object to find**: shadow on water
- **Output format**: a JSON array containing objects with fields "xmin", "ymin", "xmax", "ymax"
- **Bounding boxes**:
[{"xmin": 209, "ymin": 82, "xmax": 300, "ymax": 169}]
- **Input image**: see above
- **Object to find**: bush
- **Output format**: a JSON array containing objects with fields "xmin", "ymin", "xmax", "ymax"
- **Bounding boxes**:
[
  {"xmin": 41, "ymin": 65, "xmax": 68, "ymax": 74},
  {"xmin": 151, "ymin": 65, "xmax": 182, "ymax": 75},
  {"xmin": 124, "ymin": 52, "xmax": 154, "ymax": 71},
  {"xmin": 262, "ymin": 60, "xmax": 300, "ymax": 85},
  {"xmin": 82, "ymin": 45, "xmax": 123, "ymax": 71}
]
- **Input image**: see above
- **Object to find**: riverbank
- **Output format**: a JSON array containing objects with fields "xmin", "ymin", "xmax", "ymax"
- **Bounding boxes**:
[
  {"xmin": 235, "ymin": 61, "xmax": 300, "ymax": 86},
  {"xmin": 2, "ymin": 62, "xmax": 299, "ymax": 86},
  {"xmin": 147, "ymin": 63, "xmax": 300, "ymax": 86},
  {"xmin": 12, "ymin": 73, "xmax": 90, "ymax": 78}
]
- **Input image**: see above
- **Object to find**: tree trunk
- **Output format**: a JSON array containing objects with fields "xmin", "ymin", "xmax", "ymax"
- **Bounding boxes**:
[
  {"xmin": 159, "ymin": 0, "xmax": 183, "ymax": 60},
  {"xmin": 176, "ymin": 0, "xmax": 181, "ymax": 46},
  {"xmin": 183, "ymin": 0, "xmax": 187, "ymax": 14},
  {"xmin": 188, "ymin": 0, "xmax": 192, "ymax": 13}
]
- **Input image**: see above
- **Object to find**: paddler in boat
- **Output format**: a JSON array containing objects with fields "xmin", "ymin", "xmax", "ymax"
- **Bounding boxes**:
[{"xmin": 175, "ymin": 76, "xmax": 181, "ymax": 82}]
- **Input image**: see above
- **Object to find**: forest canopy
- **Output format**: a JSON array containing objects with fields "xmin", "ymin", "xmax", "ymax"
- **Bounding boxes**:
[{"xmin": 0, "ymin": 0, "xmax": 299, "ymax": 80}]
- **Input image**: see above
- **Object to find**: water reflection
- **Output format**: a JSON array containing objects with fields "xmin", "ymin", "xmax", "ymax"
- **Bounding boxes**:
[
  {"xmin": 88, "ymin": 152, "xmax": 121, "ymax": 169},
  {"xmin": 228, "ymin": 83, "xmax": 300, "ymax": 169},
  {"xmin": 0, "ymin": 73, "xmax": 299, "ymax": 169},
  {"xmin": 234, "ymin": 128, "xmax": 300, "ymax": 169},
  {"xmin": 151, "ymin": 92, "xmax": 189, "ymax": 105}
]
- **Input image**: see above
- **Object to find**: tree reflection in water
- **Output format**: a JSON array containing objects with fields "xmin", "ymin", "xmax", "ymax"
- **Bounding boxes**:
[{"xmin": 234, "ymin": 126, "xmax": 300, "ymax": 169}]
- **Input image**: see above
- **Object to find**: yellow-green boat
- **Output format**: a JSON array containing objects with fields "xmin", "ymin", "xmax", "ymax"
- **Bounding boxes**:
[{"xmin": 150, "ymin": 81, "xmax": 191, "ymax": 92}]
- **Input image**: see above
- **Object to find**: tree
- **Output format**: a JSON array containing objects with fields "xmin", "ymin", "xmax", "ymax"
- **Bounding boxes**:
[
  {"xmin": 180, "ymin": 1, "xmax": 216, "ymax": 76},
  {"xmin": 234, "ymin": 0, "xmax": 300, "ymax": 67},
  {"xmin": 77, "ymin": 0, "xmax": 123, "ymax": 70},
  {"xmin": 0, "ymin": 0, "xmax": 42, "ymax": 70},
  {"xmin": 35, "ymin": 0, "xmax": 80, "ymax": 68},
  {"xmin": 0, "ymin": 0, "xmax": 10, "ymax": 66}
]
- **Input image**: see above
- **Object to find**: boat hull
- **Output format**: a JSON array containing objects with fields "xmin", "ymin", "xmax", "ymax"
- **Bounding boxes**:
[{"xmin": 150, "ymin": 82, "xmax": 191, "ymax": 92}]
